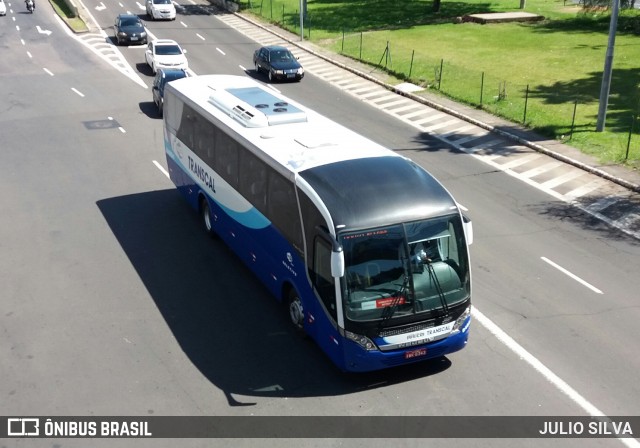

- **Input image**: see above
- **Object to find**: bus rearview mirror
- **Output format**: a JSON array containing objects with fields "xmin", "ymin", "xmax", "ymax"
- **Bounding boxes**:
[{"xmin": 331, "ymin": 249, "xmax": 345, "ymax": 278}]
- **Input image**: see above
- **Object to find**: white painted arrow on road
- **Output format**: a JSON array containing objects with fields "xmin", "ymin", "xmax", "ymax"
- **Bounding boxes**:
[
  {"xmin": 96, "ymin": 2, "xmax": 106, "ymax": 11},
  {"xmin": 36, "ymin": 25, "xmax": 52, "ymax": 36}
]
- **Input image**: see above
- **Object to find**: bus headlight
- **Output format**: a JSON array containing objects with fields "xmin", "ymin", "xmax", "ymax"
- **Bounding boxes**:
[
  {"xmin": 345, "ymin": 330, "xmax": 377, "ymax": 351},
  {"xmin": 451, "ymin": 306, "xmax": 471, "ymax": 334}
]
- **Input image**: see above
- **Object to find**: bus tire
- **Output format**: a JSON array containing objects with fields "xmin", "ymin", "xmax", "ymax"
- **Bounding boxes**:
[
  {"xmin": 200, "ymin": 197, "xmax": 217, "ymax": 238},
  {"xmin": 287, "ymin": 288, "xmax": 306, "ymax": 337}
]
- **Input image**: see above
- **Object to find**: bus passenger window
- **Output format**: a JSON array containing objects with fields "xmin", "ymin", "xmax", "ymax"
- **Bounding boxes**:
[
  {"xmin": 268, "ymin": 173, "xmax": 303, "ymax": 252},
  {"xmin": 176, "ymin": 105, "xmax": 196, "ymax": 149},
  {"xmin": 239, "ymin": 151, "xmax": 267, "ymax": 212},
  {"xmin": 215, "ymin": 132, "xmax": 238, "ymax": 188}
]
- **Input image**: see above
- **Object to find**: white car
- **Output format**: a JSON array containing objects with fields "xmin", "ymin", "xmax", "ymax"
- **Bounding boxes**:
[
  {"xmin": 0, "ymin": 0, "xmax": 7, "ymax": 16},
  {"xmin": 145, "ymin": 39, "xmax": 188, "ymax": 75},
  {"xmin": 146, "ymin": 0, "xmax": 176, "ymax": 21}
]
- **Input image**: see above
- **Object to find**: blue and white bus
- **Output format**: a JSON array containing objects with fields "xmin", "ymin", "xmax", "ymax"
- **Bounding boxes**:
[{"xmin": 163, "ymin": 75, "xmax": 472, "ymax": 372}]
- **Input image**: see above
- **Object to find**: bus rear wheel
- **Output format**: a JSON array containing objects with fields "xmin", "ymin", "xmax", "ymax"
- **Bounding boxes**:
[
  {"xmin": 287, "ymin": 289, "xmax": 306, "ymax": 336},
  {"xmin": 200, "ymin": 198, "xmax": 216, "ymax": 238}
]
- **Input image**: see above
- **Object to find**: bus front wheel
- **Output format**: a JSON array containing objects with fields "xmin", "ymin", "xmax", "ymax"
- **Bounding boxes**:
[{"xmin": 287, "ymin": 289, "xmax": 306, "ymax": 336}]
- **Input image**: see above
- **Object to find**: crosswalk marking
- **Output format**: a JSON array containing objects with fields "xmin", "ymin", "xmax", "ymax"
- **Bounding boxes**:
[
  {"xmin": 499, "ymin": 153, "xmax": 543, "ymax": 170},
  {"xmin": 520, "ymin": 161, "xmax": 564, "ymax": 178},
  {"xmin": 564, "ymin": 179, "xmax": 609, "ymax": 201},
  {"xmin": 540, "ymin": 170, "xmax": 586, "ymax": 189}
]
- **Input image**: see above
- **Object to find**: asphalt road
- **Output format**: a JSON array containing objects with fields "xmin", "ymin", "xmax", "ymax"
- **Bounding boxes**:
[{"xmin": 1, "ymin": 1, "xmax": 639, "ymax": 447}]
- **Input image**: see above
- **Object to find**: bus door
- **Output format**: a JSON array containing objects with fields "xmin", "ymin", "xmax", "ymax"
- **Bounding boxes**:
[{"xmin": 309, "ymin": 235, "xmax": 342, "ymax": 364}]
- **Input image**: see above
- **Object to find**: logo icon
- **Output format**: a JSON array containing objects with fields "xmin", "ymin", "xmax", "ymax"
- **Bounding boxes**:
[{"xmin": 8, "ymin": 418, "xmax": 40, "ymax": 436}]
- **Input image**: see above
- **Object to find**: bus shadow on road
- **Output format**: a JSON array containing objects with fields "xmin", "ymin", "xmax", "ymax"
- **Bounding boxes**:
[{"xmin": 97, "ymin": 189, "xmax": 453, "ymax": 404}]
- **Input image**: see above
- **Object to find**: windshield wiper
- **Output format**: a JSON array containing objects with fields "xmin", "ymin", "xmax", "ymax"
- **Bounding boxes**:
[
  {"xmin": 377, "ymin": 273, "xmax": 410, "ymax": 331},
  {"xmin": 425, "ymin": 259, "xmax": 449, "ymax": 314}
]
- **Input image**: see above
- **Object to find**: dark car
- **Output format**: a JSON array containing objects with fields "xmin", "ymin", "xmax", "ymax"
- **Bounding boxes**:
[
  {"xmin": 152, "ymin": 68, "xmax": 189, "ymax": 115},
  {"xmin": 253, "ymin": 45, "xmax": 304, "ymax": 82},
  {"xmin": 114, "ymin": 14, "xmax": 147, "ymax": 46}
]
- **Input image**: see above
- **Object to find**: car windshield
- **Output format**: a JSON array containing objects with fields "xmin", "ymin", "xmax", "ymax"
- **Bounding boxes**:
[
  {"xmin": 121, "ymin": 18, "xmax": 140, "ymax": 27},
  {"xmin": 271, "ymin": 50, "xmax": 294, "ymax": 62},
  {"xmin": 164, "ymin": 72, "xmax": 186, "ymax": 82},
  {"xmin": 340, "ymin": 214, "xmax": 470, "ymax": 323},
  {"xmin": 154, "ymin": 0, "xmax": 171, "ymax": 3},
  {"xmin": 156, "ymin": 45, "xmax": 182, "ymax": 56}
]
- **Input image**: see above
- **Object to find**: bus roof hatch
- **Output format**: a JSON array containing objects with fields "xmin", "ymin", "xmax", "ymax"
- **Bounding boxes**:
[{"xmin": 208, "ymin": 86, "xmax": 307, "ymax": 128}]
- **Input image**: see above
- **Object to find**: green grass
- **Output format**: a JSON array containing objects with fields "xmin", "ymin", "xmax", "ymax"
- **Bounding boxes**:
[
  {"xmin": 240, "ymin": 0, "xmax": 640, "ymax": 170},
  {"xmin": 49, "ymin": 0, "xmax": 89, "ymax": 33}
]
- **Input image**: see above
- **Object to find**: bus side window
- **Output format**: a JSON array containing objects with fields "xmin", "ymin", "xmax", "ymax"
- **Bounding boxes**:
[
  {"xmin": 267, "ymin": 173, "xmax": 303, "ymax": 254},
  {"xmin": 239, "ymin": 151, "xmax": 267, "ymax": 212},
  {"xmin": 314, "ymin": 237, "xmax": 336, "ymax": 321},
  {"xmin": 176, "ymin": 104, "xmax": 196, "ymax": 149},
  {"xmin": 215, "ymin": 131, "xmax": 238, "ymax": 188},
  {"xmin": 194, "ymin": 119, "xmax": 215, "ymax": 167}
]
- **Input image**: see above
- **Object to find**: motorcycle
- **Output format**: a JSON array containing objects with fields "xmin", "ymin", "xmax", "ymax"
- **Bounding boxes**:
[{"xmin": 26, "ymin": 0, "xmax": 34, "ymax": 12}]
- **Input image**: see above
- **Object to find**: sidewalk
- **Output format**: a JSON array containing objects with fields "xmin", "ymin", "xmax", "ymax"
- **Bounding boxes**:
[{"xmin": 228, "ymin": 9, "xmax": 640, "ymax": 194}]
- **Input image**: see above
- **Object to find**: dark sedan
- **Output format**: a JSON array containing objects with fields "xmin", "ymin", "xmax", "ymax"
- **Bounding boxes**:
[
  {"xmin": 152, "ymin": 68, "xmax": 188, "ymax": 115},
  {"xmin": 114, "ymin": 14, "xmax": 148, "ymax": 46},
  {"xmin": 253, "ymin": 45, "xmax": 304, "ymax": 82}
]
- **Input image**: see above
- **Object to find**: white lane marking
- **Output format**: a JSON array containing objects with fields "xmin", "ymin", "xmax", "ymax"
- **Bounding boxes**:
[
  {"xmin": 26, "ymin": 51, "xmax": 32, "ymax": 58},
  {"xmin": 472, "ymin": 307, "xmax": 639, "ymax": 448},
  {"xmin": 108, "ymin": 117, "xmax": 126, "ymax": 133},
  {"xmin": 180, "ymin": 21, "xmax": 188, "ymax": 27},
  {"xmin": 16, "ymin": 25, "xmax": 20, "ymax": 31},
  {"xmin": 43, "ymin": 68, "xmax": 54, "ymax": 76},
  {"xmin": 216, "ymin": 47, "xmax": 225, "ymax": 55},
  {"xmin": 153, "ymin": 160, "xmax": 170, "ymax": 178},
  {"xmin": 71, "ymin": 88, "xmax": 85, "ymax": 97},
  {"xmin": 196, "ymin": 33, "xmax": 205, "ymax": 41},
  {"xmin": 96, "ymin": 2, "xmax": 106, "ymax": 11},
  {"xmin": 21, "ymin": 39, "xmax": 25, "ymax": 45},
  {"xmin": 36, "ymin": 25, "xmax": 52, "ymax": 36},
  {"xmin": 541, "ymin": 256, "xmax": 603, "ymax": 294}
]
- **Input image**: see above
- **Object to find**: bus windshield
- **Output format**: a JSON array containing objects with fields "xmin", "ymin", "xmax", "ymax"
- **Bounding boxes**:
[{"xmin": 340, "ymin": 214, "xmax": 470, "ymax": 323}]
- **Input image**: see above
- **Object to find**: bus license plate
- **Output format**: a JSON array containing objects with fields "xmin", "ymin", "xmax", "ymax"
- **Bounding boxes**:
[{"xmin": 405, "ymin": 348, "xmax": 427, "ymax": 359}]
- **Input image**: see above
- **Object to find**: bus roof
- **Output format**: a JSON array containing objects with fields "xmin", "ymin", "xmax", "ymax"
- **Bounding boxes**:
[{"xmin": 167, "ymin": 75, "xmax": 399, "ymax": 173}]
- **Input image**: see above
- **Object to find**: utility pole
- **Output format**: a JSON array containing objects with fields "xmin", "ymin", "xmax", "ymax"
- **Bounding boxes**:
[
  {"xmin": 596, "ymin": 0, "xmax": 620, "ymax": 132},
  {"xmin": 300, "ymin": 0, "xmax": 304, "ymax": 41}
]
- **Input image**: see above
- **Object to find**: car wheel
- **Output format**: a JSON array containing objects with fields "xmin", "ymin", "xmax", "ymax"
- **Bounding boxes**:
[
  {"xmin": 152, "ymin": 63, "xmax": 156, "ymax": 75},
  {"xmin": 254, "ymin": 61, "xmax": 260, "ymax": 74},
  {"xmin": 268, "ymin": 70, "xmax": 274, "ymax": 82},
  {"xmin": 158, "ymin": 99, "xmax": 163, "ymax": 116}
]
